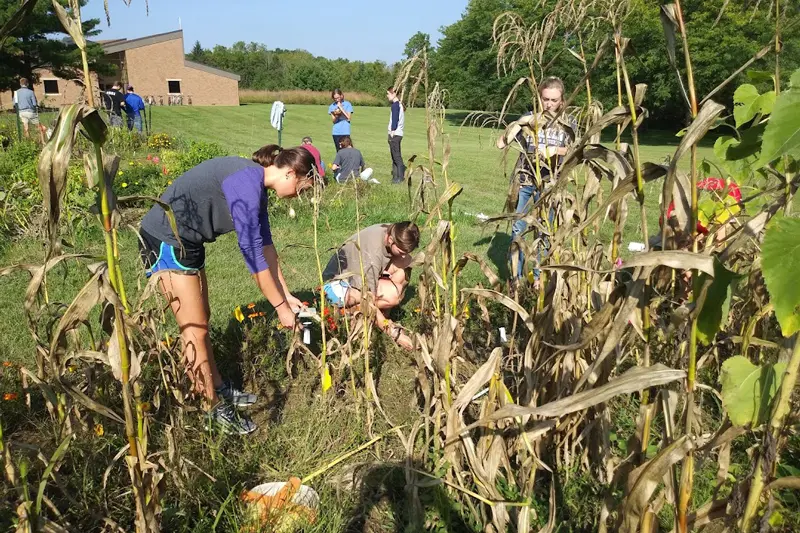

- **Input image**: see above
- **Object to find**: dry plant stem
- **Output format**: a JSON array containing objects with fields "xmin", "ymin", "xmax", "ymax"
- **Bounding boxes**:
[
  {"xmin": 94, "ymin": 140, "xmax": 152, "ymax": 532},
  {"xmin": 672, "ymin": 1, "xmax": 699, "ymax": 530},
  {"xmin": 741, "ymin": 335, "xmax": 800, "ymax": 531},
  {"xmin": 312, "ymin": 182, "xmax": 329, "ymax": 398},
  {"xmin": 619, "ymin": 36, "xmax": 654, "ymax": 462},
  {"xmin": 611, "ymin": 35, "xmax": 624, "ymax": 270}
]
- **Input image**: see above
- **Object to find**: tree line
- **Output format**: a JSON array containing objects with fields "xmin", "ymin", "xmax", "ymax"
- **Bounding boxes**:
[{"xmin": 2, "ymin": 0, "xmax": 798, "ymax": 125}]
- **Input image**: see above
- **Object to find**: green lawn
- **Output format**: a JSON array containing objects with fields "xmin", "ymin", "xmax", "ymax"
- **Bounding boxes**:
[{"xmin": 0, "ymin": 104, "xmax": 714, "ymax": 363}]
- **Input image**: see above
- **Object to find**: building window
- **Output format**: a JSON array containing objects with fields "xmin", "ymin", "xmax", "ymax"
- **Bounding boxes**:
[
  {"xmin": 167, "ymin": 80, "xmax": 181, "ymax": 94},
  {"xmin": 43, "ymin": 79, "xmax": 59, "ymax": 94}
]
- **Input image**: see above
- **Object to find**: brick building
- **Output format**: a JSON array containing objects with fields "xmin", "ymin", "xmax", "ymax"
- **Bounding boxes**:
[{"xmin": 0, "ymin": 29, "xmax": 240, "ymax": 109}]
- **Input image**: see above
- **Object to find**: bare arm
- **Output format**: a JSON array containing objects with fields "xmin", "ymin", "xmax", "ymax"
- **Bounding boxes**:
[{"xmin": 263, "ymin": 244, "xmax": 303, "ymax": 310}]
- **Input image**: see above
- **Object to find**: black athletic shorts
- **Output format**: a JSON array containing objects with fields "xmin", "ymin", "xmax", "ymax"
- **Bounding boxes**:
[{"xmin": 138, "ymin": 229, "xmax": 205, "ymax": 277}]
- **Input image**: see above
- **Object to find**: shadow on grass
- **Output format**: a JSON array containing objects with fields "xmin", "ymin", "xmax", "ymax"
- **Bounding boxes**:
[
  {"xmin": 343, "ymin": 462, "xmax": 476, "ymax": 532},
  {"xmin": 474, "ymin": 232, "xmax": 512, "ymax": 281}
]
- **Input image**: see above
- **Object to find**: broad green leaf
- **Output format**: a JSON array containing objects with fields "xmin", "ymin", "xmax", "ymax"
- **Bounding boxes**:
[
  {"xmin": 757, "ymin": 69, "xmax": 800, "ymax": 166},
  {"xmin": 762, "ymin": 216, "xmax": 800, "ymax": 336},
  {"xmin": 758, "ymin": 91, "xmax": 776, "ymax": 116},
  {"xmin": 720, "ymin": 356, "xmax": 786, "ymax": 427},
  {"xmin": 695, "ymin": 259, "xmax": 739, "ymax": 344},
  {"xmin": 747, "ymin": 70, "xmax": 776, "ymax": 85},
  {"xmin": 733, "ymin": 84, "xmax": 761, "ymax": 127},
  {"xmin": 727, "ymin": 121, "xmax": 766, "ymax": 161}
]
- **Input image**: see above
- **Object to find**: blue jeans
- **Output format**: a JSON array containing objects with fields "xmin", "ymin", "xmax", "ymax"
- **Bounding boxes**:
[
  {"xmin": 510, "ymin": 184, "xmax": 553, "ymax": 279},
  {"xmin": 126, "ymin": 114, "xmax": 142, "ymax": 132}
]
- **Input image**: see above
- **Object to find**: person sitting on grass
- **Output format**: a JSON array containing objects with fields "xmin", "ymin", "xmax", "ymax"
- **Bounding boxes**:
[
  {"xmin": 322, "ymin": 222, "xmax": 420, "ymax": 350},
  {"xmin": 300, "ymin": 136, "xmax": 325, "ymax": 181},
  {"xmin": 331, "ymin": 136, "xmax": 375, "ymax": 184},
  {"xmin": 138, "ymin": 145, "xmax": 315, "ymax": 435}
]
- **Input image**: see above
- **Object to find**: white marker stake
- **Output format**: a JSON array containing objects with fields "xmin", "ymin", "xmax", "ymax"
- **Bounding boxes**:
[
  {"xmin": 499, "ymin": 327, "xmax": 508, "ymax": 342},
  {"xmin": 303, "ymin": 324, "xmax": 311, "ymax": 345}
]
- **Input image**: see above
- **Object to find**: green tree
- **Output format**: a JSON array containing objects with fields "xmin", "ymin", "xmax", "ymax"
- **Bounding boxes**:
[
  {"xmin": 187, "ymin": 40, "xmax": 205, "ymax": 62},
  {"xmin": 0, "ymin": 0, "xmax": 108, "ymax": 92},
  {"xmin": 431, "ymin": 0, "xmax": 800, "ymax": 122},
  {"xmin": 403, "ymin": 31, "xmax": 431, "ymax": 58}
]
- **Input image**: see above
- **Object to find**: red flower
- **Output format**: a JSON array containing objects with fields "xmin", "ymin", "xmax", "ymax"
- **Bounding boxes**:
[
  {"xmin": 146, "ymin": 154, "xmax": 153, "ymax": 161},
  {"xmin": 163, "ymin": 166, "xmax": 169, "ymax": 175}
]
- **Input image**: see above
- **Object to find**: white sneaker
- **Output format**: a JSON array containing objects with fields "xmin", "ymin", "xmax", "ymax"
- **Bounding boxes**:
[{"xmin": 360, "ymin": 168, "xmax": 374, "ymax": 181}]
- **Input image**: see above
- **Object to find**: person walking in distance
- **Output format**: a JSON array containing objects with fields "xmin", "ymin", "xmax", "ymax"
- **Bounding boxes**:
[
  {"xmin": 386, "ymin": 87, "xmax": 406, "ymax": 184},
  {"xmin": 328, "ymin": 89, "xmax": 353, "ymax": 152},
  {"xmin": 124, "ymin": 85, "xmax": 146, "ymax": 133},
  {"xmin": 102, "ymin": 81, "xmax": 126, "ymax": 127},
  {"xmin": 15, "ymin": 78, "xmax": 45, "ymax": 144}
]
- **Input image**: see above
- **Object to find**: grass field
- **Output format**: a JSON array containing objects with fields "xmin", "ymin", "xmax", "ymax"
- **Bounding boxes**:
[
  {"xmin": 0, "ymin": 104, "xmax": 764, "ymax": 531},
  {"xmin": 0, "ymin": 103, "xmax": 715, "ymax": 363}
]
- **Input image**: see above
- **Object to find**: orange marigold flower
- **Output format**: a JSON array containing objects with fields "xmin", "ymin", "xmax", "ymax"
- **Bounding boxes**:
[
  {"xmin": 3, "ymin": 393, "xmax": 18, "ymax": 401},
  {"xmin": 2, "ymin": 361, "xmax": 12, "ymax": 367},
  {"xmin": 247, "ymin": 303, "xmax": 256, "ymax": 309}
]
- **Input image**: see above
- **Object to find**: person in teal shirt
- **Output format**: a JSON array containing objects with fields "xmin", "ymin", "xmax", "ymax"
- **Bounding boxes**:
[{"xmin": 328, "ymin": 88, "xmax": 353, "ymax": 152}]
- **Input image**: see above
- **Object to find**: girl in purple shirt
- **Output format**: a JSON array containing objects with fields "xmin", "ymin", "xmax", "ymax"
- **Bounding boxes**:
[{"xmin": 139, "ymin": 145, "xmax": 315, "ymax": 434}]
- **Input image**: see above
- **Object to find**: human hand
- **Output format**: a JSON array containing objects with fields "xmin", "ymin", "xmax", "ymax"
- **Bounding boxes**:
[
  {"xmin": 286, "ymin": 294, "xmax": 305, "ymax": 313},
  {"xmin": 386, "ymin": 321, "xmax": 413, "ymax": 351},
  {"xmin": 395, "ymin": 331, "xmax": 413, "ymax": 350},
  {"xmin": 277, "ymin": 304, "xmax": 298, "ymax": 329}
]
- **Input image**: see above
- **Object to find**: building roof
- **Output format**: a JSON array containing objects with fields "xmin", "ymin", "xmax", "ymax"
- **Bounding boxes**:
[
  {"xmin": 101, "ymin": 30, "xmax": 240, "ymax": 82},
  {"xmin": 101, "ymin": 30, "xmax": 183, "ymax": 54},
  {"xmin": 185, "ymin": 60, "xmax": 241, "ymax": 81}
]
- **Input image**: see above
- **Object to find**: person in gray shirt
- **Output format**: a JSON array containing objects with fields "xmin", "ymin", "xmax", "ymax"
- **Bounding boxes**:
[
  {"xmin": 15, "ymin": 78, "xmax": 44, "ymax": 143},
  {"xmin": 331, "ymin": 136, "xmax": 375, "ymax": 183}
]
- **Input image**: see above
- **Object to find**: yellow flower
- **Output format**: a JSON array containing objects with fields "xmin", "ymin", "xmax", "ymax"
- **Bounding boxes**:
[
  {"xmin": 121, "ymin": 182, "xmax": 128, "ymax": 188},
  {"xmin": 94, "ymin": 423, "xmax": 104, "ymax": 436},
  {"xmin": 117, "ymin": 171, "xmax": 123, "ymax": 176},
  {"xmin": 233, "ymin": 306, "xmax": 245, "ymax": 323},
  {"xmin": 462, "ymin": 303, "xmax": 471, "ymax": 319}
]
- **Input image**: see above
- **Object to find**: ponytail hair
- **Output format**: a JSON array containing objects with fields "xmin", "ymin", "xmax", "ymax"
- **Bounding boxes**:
[
  {"xmin": 388, "ymin": 221, "xmax": 420, "ymax": 253},
  {"xmin": 252, "ymin": 144, "xmax": 315, "ymax": 181},
  {"xmin": 339, "ymin": 136, "xmax": 353, "ymax": 149},
  {"xmin": 539, "ymin": 76, "xmax": 566, "ymax": 97}
]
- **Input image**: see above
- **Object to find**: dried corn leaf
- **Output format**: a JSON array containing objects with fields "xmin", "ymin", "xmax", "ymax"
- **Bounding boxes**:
[
  {"xmin": 620, "ymin": 436, "xmax": 694, "ymax": 533},
  {"xmin": 452, "ymin": 348, "xmax": 502, "ymax": 414},
  {"xmin": 453, "ymin": 364, "xmax": 685, "ymax": 435},
  {"xmin": 661, "ymin": 101, "xmax": 726, "ymax": 239},
  {"xmin": 622, "ymin": 251, "xmax": 715, "ymax": 277},
  {"xmin": 461, "ymin": 288, "xmax": 533, "ymax": 332},
  {"xmin": 38, "ymin": 105, "xmax": 95, "ymax": 256}
]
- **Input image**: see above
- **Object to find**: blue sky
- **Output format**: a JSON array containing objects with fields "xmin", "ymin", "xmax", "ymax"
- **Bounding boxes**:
[{"xmin": 83, "ymin": 0, "xmax": 469, "ymax": 63}]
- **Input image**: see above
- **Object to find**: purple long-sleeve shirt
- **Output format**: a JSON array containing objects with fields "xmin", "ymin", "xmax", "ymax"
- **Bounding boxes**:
[{"xmin": 140, "ymin": 156, "xmax": 273, "ymax": 274}]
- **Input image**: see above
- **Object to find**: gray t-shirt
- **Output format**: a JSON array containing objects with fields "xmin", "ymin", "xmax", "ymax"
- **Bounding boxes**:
[
  {"xmin": 333, "ymin": 147, "xmax": 365, "ymax": 182},
  {"xmin": 140, "ymin": 156, "xmax": 262, "ymax": 248},
  {"xmin": 16, "ymin": 87, "xmax": 37, "ymax": 111},
  {"xmin": 323, "ymin": 224, "xmax": 391, "ymax": 293}
]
